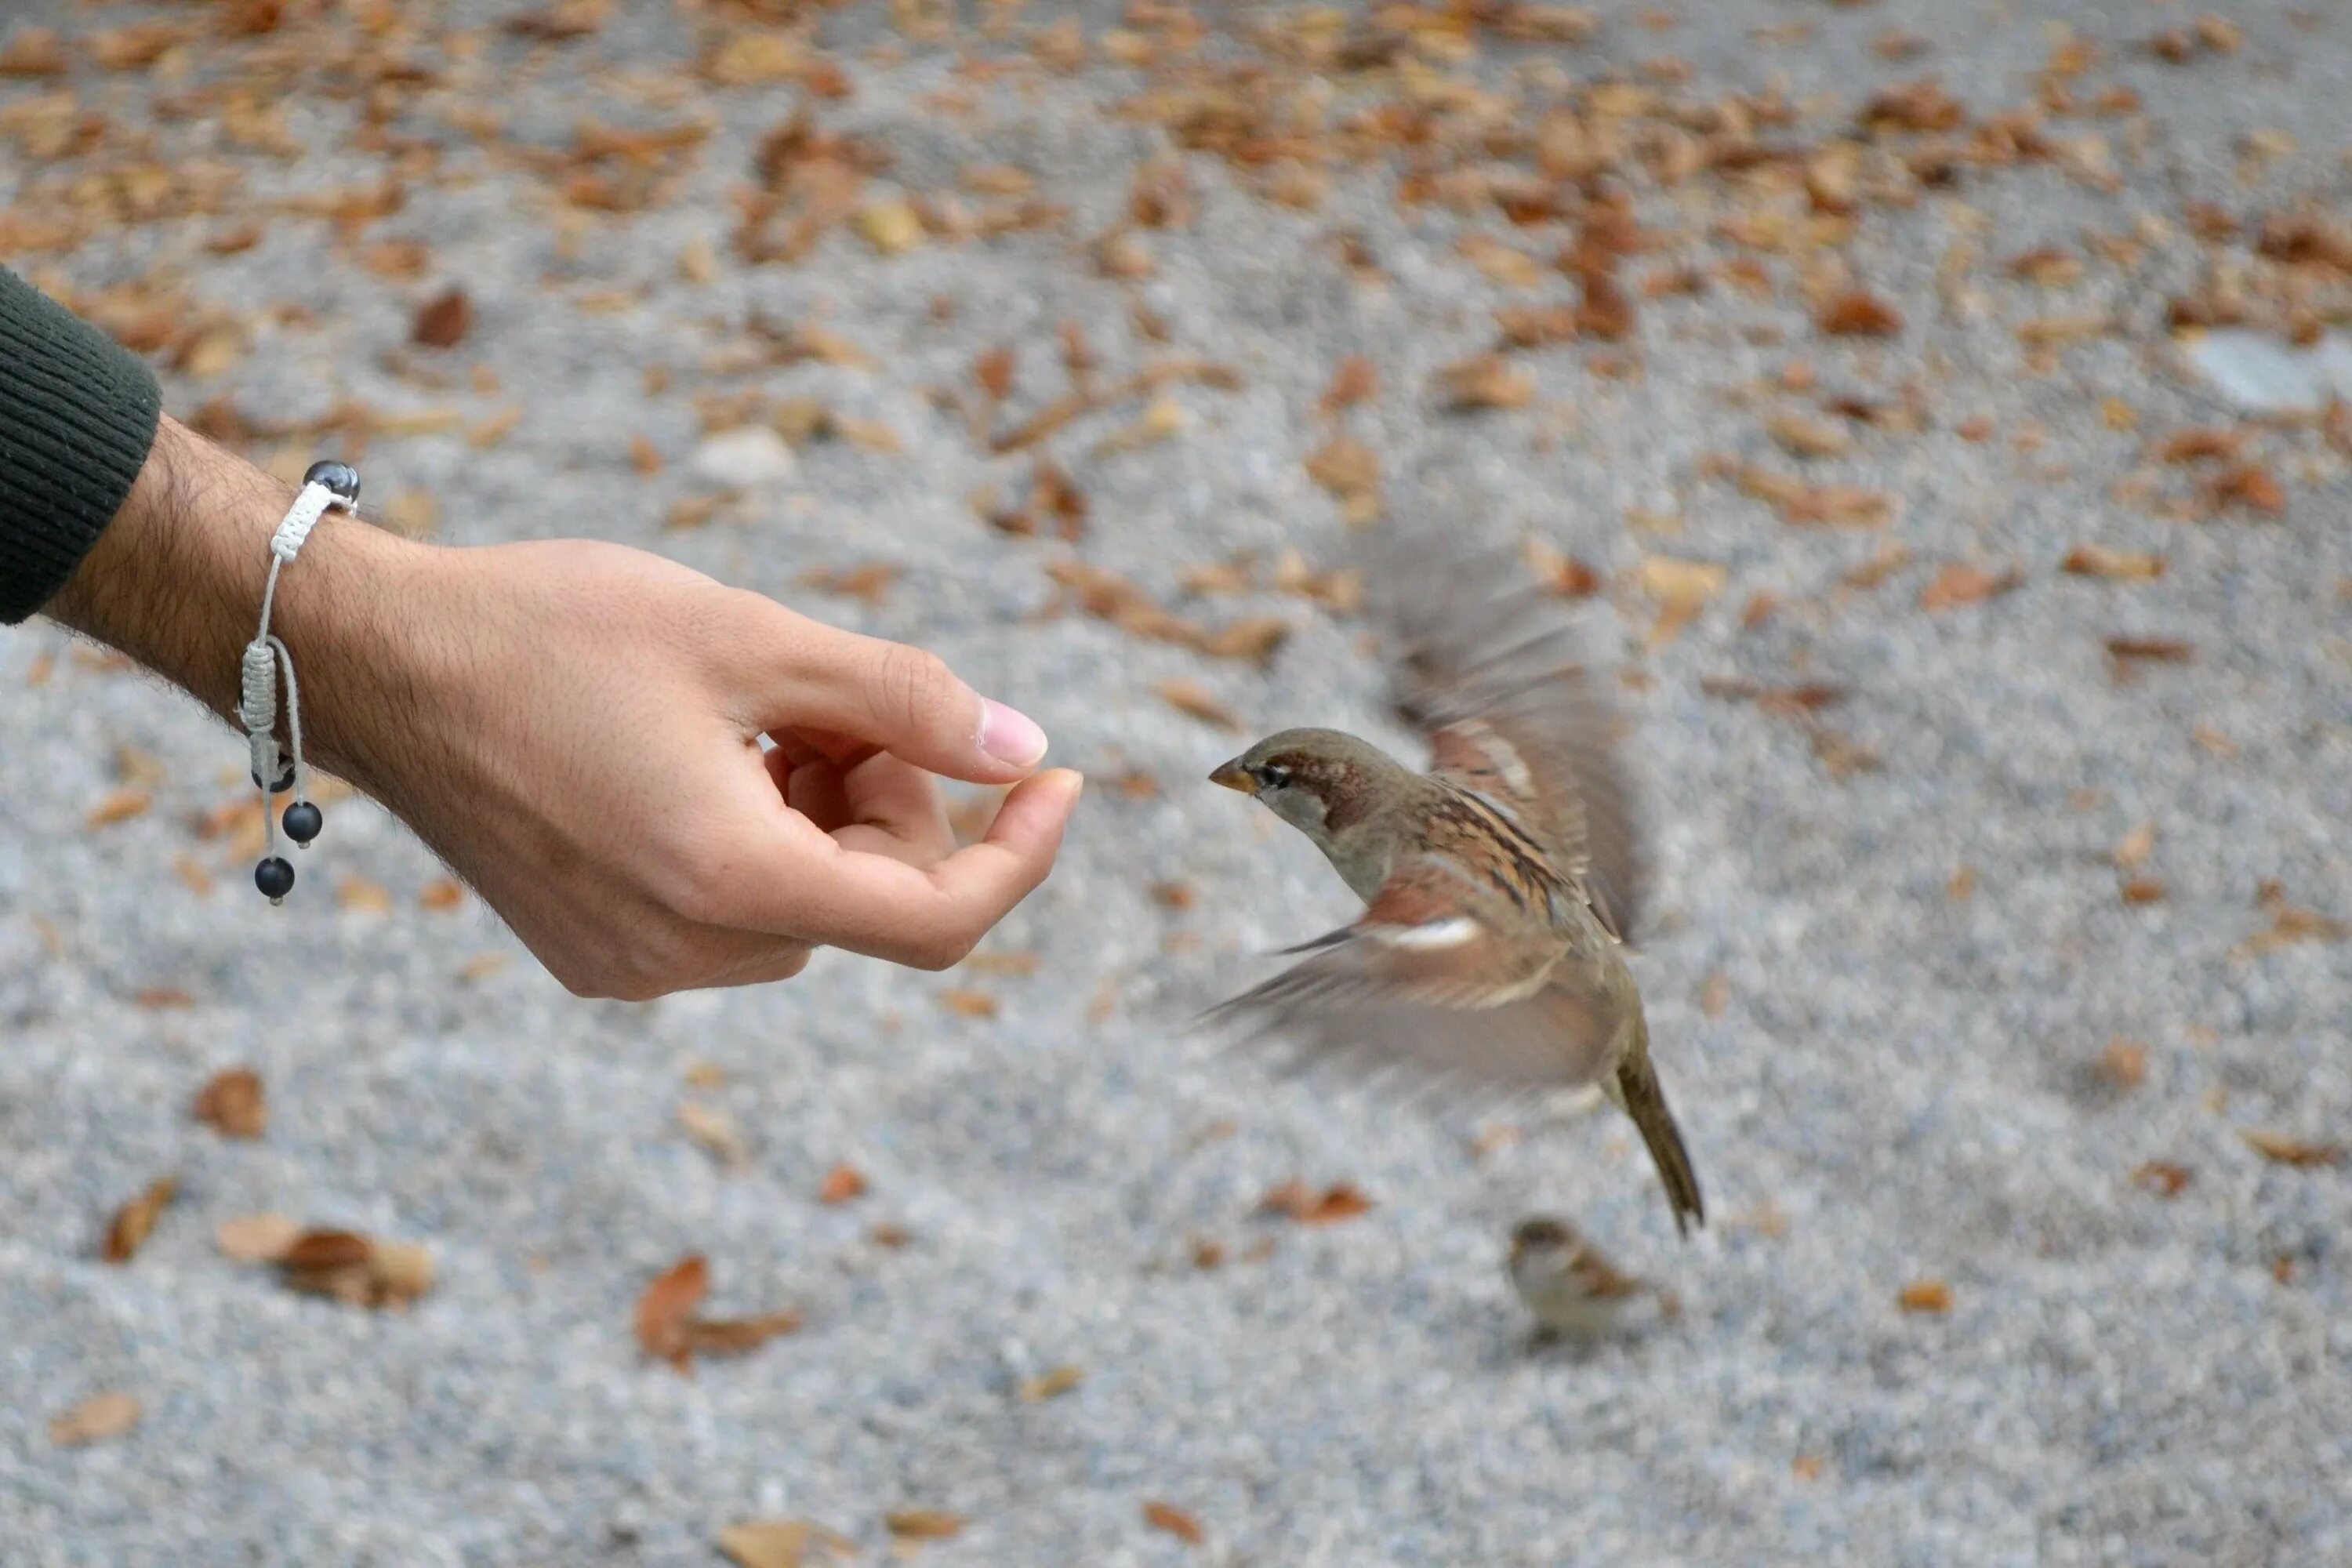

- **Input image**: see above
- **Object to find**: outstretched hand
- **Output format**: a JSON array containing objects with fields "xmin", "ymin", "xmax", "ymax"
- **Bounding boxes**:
[{"xmin": 51, "ymin": 417, "xmax": 1081, "ymax": 998}]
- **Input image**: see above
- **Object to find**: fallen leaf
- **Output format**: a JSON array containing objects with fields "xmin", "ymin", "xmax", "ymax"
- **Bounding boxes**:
[
  {"xmin": 103, "ymin": 1177, "xmax": 176, "ymax": 1264},
  {"xmin": 2105, "ymin": 636, "xmax": 2194, "ymax": 665},
  {"xmin": 2153, "ymin": 427, "xmax": 2241, "ymax": 464},
  {"xmin": 1816, "ymin": 290, "xmax": 1903, "ymax": 336},
  {"xmin": 215, "ymin": 1213, "xmax": 302, "ymax": 1263},
  {"xmin": 193, "ymin": 1067, "xmax": 266, "ymax": 1139},
  {"xmin": 677, "ymin": 1102, "xmax": 748, "ymax": 1169},
  {"xmin": 2112, "ymin": 823, "xmax": 2155, "ymax": 872},
  {"xmin": 1436, "ymin": 354, "xmax": 1534, "ymax": 411},
  {"xmin": 635, "ymin": 1254, "xmax": 711, "ymax": 1369},
  {"xmin": 419, "ymin": 878, "xmax": 465, "ymax": 911},
  {"xmin": 818, "ymin": 1163, "xmax": 867, "ymax": 1204},
  {"xmin": 458, "ymin": 952, "xmax": 512, "ymax": 982},
  {"xmin": 2062, "ymin": 545, "xmax": 2165, "ymax": 581},
  {"xmin": 885, "ymin": 1510, "xmax": 966, "ymax": 1541},
  {"xmin": 1259, "ymin": 1179, "xmax": 1376, "ymax": 1225},
  {"xmin": 1018, "ymin": 1364, "xmax": 1084, "ymax": 1402},
  {"xmin": 1142, "ymin": 1501, "xmax": 1205, "ymax": 1544},
  {"xmin": 1918, "ymin": 563, "xmax": 2020, "ymax": 611},
  {"xmin": 2234, "ymin": 883, "xmax": 2350, "ymax": 956},
  {"xmin": 85, "ymin": 789, "xmax": 152, "ymax": 829},
  {"xmin": 1154, "ymin": 680, "xmax": 1243, "ymax": 732},
  {"xmin": 2132, "ymin": 1161, "xmax": 2191, "ymax": 1197},
  {"xmin": 1767, "ymin": 411, "xmax": 1852, "ymax": 459},
  {"xmin": 718, "ymin": 1519, "xmax": 815, "ymax": 1568},
  {"xmin": 2238, "ymin": 1129, "xmax": 2344, "ymax": 1168},
  {"xmin": 939, "ymin": 987, "xmax": 998, "ymax": 1018},
  {"xmin": 411, "ymin": 287, "xmax": 472, "ymax": 349},
  {"xmin": 337, "ymin": 874, "xmax": 395, "ymax": 913},
  {"xmin": 1319, "ymin": 354, "xmax": 1377, "ymax": 413},
  {"xmin": 686, "ymin": 1308, "xmax": 804, "ymax": 1355},
  {"xmin": 2096, "ymin": 1039, "xmax": 2147, "ymax": 1090},
  {"xmin": 1897, "ymin": 1279, "xmax": 1952, "ymax": 1313},
  {"xmin": 48, "ymin": 1392, "xmax": 141, "ymax": 1449},
  {"xmin": 799, "ymin": 561, "xmax": 901, "ymax": 606},
  {"xmin": 2205, "ymin": 463, "xmax": 2285, "ymax": 516},
  {"xmin": 2121, "ymin": 877, "xmax": 2166, "ymax": 905}
]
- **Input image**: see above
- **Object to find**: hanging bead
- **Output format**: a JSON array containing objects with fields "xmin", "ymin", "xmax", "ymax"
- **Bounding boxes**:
[{"xmin": 282, "ymin": 800, "xmax": 323, "ymax": 845}]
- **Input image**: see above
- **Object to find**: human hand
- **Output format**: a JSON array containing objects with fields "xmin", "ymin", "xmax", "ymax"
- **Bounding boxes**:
[{"xmin": 52, "ymin": 418, "xmax": 1080, "ymax": 998}]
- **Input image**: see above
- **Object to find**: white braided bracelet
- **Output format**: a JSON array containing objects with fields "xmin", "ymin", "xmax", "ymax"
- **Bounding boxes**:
[{"xmin": 242, "ymin": 459, "xmax": 359, "ymax": 904}]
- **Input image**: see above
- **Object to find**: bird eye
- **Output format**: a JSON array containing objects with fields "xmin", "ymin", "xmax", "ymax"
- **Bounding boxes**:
[{"xmin": 1254, "ymin": 764, "xmax": 1290, "ymax": 789}]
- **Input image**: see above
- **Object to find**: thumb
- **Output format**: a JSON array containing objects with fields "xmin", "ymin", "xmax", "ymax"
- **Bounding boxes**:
[{"xmin": 752, "ymin": 616, "xmax": 1049, "ymax": 784}]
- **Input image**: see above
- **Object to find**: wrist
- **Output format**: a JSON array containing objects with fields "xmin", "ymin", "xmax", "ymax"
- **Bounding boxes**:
[{"xmin": 49, "ymin": 415, "xmax": 450, "ymax": 789}]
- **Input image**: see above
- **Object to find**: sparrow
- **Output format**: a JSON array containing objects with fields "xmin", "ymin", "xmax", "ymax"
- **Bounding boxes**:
[
  {"xmin": 1506, "ymin": 1215, "xmax": 1678, "ymax": 1339},
  {"xmin": 1205, "ymin": 541, "xmax": 1704, "ymax": 1235}
]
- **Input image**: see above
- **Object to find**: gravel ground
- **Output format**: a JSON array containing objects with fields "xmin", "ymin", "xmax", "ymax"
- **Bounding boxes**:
[{"xmin": 4, "ymin": 2, "xmax": 2350, "ymax": 1564}]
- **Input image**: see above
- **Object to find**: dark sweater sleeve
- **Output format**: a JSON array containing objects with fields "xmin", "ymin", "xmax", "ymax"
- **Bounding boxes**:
[{"xmin": 0, "ymin": 266, "xmax": 162, "ymax": 624}]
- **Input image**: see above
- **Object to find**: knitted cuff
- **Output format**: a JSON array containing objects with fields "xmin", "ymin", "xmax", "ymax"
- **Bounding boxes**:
[{"xmin": 0, "ymin": 267, "xmax": 163, "ymax": 623}]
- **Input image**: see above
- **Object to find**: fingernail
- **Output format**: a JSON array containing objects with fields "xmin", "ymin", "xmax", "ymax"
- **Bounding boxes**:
[{"xmin": 978, "ymin": 699, "xmax": 1048, "ymax": 768}]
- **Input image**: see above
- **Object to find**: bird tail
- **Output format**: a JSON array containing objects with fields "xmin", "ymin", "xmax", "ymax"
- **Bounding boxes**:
[{"xmin": 1615, "ymin": 1020, "xmax": 1704, "ymax": 1237}]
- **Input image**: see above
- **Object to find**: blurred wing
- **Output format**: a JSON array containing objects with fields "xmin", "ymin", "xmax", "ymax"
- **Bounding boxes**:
[
  {"xmin": 1371, "ymin": 536, "xmax": 1648, "ymax": 943},
  {"xmin": 1205, "ymin": 856, "xmax": 1621, "ymax": 1093}
]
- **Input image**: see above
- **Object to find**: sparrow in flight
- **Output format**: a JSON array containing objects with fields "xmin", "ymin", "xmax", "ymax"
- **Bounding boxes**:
[
  {"xmin": 1506, "ymin": 1215, "xmax": 1679, "ymax": 1338},
  {"xmin": 1205, "ymin": 542, "xmax": 1704, "ymax": 1235}
]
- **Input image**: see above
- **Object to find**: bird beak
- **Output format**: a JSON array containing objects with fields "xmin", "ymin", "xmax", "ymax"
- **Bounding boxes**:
[{"xmin": 1208, "ymin": 759, "xmax": 1258, "ymax": 794}]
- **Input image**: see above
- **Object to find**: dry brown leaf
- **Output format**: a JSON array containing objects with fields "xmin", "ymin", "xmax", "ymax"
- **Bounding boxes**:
[
  {"xmin": 103, "ymin": 1176, "xmax": 176, "ymax": 1264},
  {"xmin": 1018, "ymin": 1364, "xmax": 1084, "ymax": 1402},
  {"xmin": 419, "ymin": 878, "xmax": 465, "ymax": 912},
  {"xmin": 2112, "ymin": 823, "xmax": 2156, "ymax": 872},
  {"xmin": 412, "ymin": 287, "xmax": 472, "ymax": 349},
  {"xmin": 1918, "ymin": 563, "xmax": 2020, "ymax": 612},
  {"xmin": 818, "ymin": 1163, "xmax": 867, "ymax": 1204},
  {"xmin": 885, "ymin": 1509, "xmax": 966, "ymax": 1541},
  {"xmin": 939, "ymin": 987, "xmax": 999, "ymax": 1018},
  {"xmin": 337, "ymin": 874, "xmax": 395, "ymax": 913},
  {"xmin": 48, "ymin": 1391, "xmax": 141, "ymax": 1449},
  {"xmin": 677, "ymin": 1102, "xmax": 748, "ymax": 1170},
  {"xmin": 2096, "ymin": 1038, "xmax": 2147, "ymax": 1090},
  {"xmin": 718, "ymin": 1519, "xmax": 815, "ymax": 1568},
  {"xmin": 799, "ymin": 562, "xmax": 902, "ymax": 607},
  {"xmin": 1143, "ymin": 1501, "xmax": 1205, "ymax": 1545},
  {"xmin": 975, "ymin": 344, "xmax": 1015, "ymax": 401},
  {"xmin": 2105, "ymin": 636, "xmax": 2194, "ymax": 665},
  {"xmin": 2238, "ymin": 1129, "xmax": 2344, "ymax": 1169},
  {"xmin": 1767, "ymin": 412, "xmax": 1853, "ymax": 459},
  {"xmin": 458, "ymin": 952, "xmax": 512, "ymax": 982},
  {"xmin": 1259, "ymin": 1179, "xmax": 1376, "ymax": 1225},
  {"xmin": 1897, "ymin": 1279, "xmax": 1952, "ymax": 1314},
  {"xmin": 2062, "ymin": 545, "xmax": 2165, "ymax": 581},
  {"xmin": 85, "ymin": 789, "xmax": 152, "ymax": 829},
  {"xmin": 1319, "ymin": 354, "xmax": 1378, "ymax": 414},
  {"xmin": 193, "ymin": 1066, "xmax": 266, "ymax": 1139},
  {"xmin": 1436, "ymin": 354, "xmax": 1534, "ymax": 411},
  {"xmin": 215, "ymin": 1213, "xmax": 302, "ymax": 1264},
  {"xmin": 635, "ymin": 1254, "xmax": 710, "ymax": 1369},
  {"xmin": 686, "ymin": 1309, "xmax": 804, "ymax": 1356},
  {"xmin": 1154, "ymin": 679, "xmax": 1243, "ymax": 732},
  {"xmin": 2153, "ymin": 427, "xmax": 2241, "ymax": 464},
  {"xmin": 2235, "ymin": 884, "xmax": 2350, "ymax": 956},
  {"xmin": 1817, "ymin": 290, "xmax": 1904, "ymax": 336},
  {"xmin": 2131, "ymin": 1161, "xmax": 2191, "ymax": 1198},
  {"xmin": 2205, "ymin": 463, "xmax": 2286, "ymax": 516},
  {"xmin": 2008, "ymin": 246, "xmax": 2083, "ymax": 286},
  {"xmin": 1458, "ymin": 232, "xmax": 1544, "ymax": 287},
  {"xmin": 2121, "ymin": 877, "xmax": 2167, "ymax": 905}
]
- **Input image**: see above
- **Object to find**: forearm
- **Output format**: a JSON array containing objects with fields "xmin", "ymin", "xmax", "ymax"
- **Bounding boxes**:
[{"xmin": 46, "ymin": 415, "xmax": 448, "ymax": 782}]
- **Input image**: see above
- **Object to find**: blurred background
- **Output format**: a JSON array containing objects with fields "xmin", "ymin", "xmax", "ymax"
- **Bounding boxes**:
[{"xmin": 2, "ymin": 2, "xmax": 2347, "ymax": 1564}]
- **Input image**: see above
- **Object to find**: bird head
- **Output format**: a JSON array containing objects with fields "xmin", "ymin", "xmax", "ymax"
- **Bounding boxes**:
[
  {"xmin": 1508, "ymin": 1216, "xmax": 1579, "ymax": 1267},
  {"xmin": 1208, "ymin": 728, "xmax": 1413, "ymax": 851}
]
